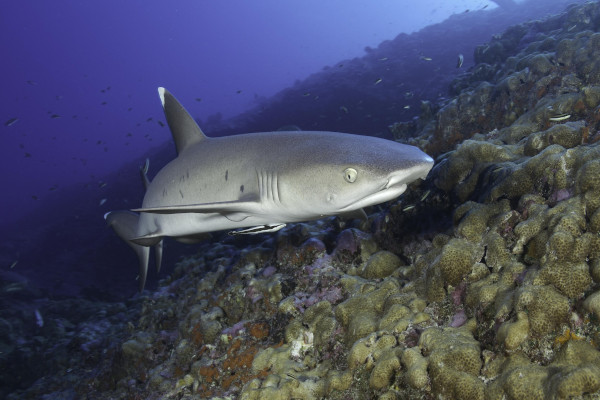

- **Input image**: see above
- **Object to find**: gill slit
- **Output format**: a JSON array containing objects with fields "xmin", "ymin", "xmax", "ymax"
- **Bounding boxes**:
[{"xmin": 256, "ymin": 169, "xmax": 281, "ymax": 206}]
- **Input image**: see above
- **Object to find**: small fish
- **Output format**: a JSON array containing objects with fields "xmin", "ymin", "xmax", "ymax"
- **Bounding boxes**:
[
  {"xmin": 146, "ymin": 117, "xmax": 153, "ymax": 122},
  {"xmin": 55, "ymin": 95, "xmax": 63, "ymax": 100},
  {"xmin": 402, "ymin": 205, "xmax": 415, "ymax": 212},
  {"xmin": 195, "ymin": 98, "xmax": 202, "ymax": 102},
  {"xmin": 99, "ymin": 198, "xmax": 107, "ymax": 206},
  {"xmin": 378, "ymin": 57, "xmax": 388, "ymax": 61},
  {"xmin": 374, "ymin": 78, "xmax": 383, "ymax": 85},
  {"xmin": 337, "ymin": 64, "xmax": 344, "ymax": 68},
  {"xmin": 101, "ymin": 101, "xmax": 107, "ymax": 105},
  {"xmin": 549, "ymin": 114, "xmax": 571, "ymax": 122},
  {"xmin": 126, "ymin": 132, "xmax": 132, "ymax": 137},
  {"xmin": 35, "ymin": 309, "xmax": 44, "ymax": 328},
  {"xmin": 99, "ymin": 182, "xmax": 107, "ymax": 188},
  {"xmin": 303, "ymin": 92, "xmax": 311, "ymax": 97},
  {"xmin": 32, "ymin": 195, "xmax": 38, "ymax": 200},
  {"xmin": 26, "ymin": 80, "xmax": 38, "ymax": 85},
  {"xmin": 339, "ymin": 106, "xmax": 349, "ymax": 114},
  {"xmin": 457, "ymin": 54, "xmax": 464, "ymax": 68},
  {"xmin": 50, "ymin": 114, "xmax": 61, "ymax": 119},
  {"xmin": 568, "ymin": 24, "xmax": 577, "ymax": 31},
  {"xmin": 3, "ymin": 283, "xmax": 23, "ymax": 293},
  {"xmin": 420, "ymin": 56, "xmax": 432, "ymax": 61},
  {"xmin": 420, "ymin": 190, "xmax": 431, "ymax": 202},
  {"xmin": 127, "ymin": 107, "xmax": 133, "ymax": 111},
  {"xmin": 404, "ymin": 105, "xmax": 411, "ymax": 109},
  {"xmin": 5, "ymin": 118, "xmax": 18, "ymax": 127},
  {"xmin": 24, "ymin": 152, "xmax": 31, "ymax": 158},
  {"xmin": 9, "ymin": 260, "xmax": 18, "ymax": 269},
  {"xmin": 158, "ymin": 121, "xmax": 165, "ymax": 127},
  {"xmin": 236, "ymin": 90, "xmax": 242, "ymax": 94}
]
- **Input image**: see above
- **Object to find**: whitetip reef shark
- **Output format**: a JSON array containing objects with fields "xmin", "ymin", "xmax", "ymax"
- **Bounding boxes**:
[{"xmin": 105, "ymin": 87, "xmax": 434, "ymax": 291}]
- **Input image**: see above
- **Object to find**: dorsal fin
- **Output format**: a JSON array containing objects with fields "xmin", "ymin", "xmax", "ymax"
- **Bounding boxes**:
[{"xmin": 158, "ymin": 87, "xmax": 207, "ymax": 155}]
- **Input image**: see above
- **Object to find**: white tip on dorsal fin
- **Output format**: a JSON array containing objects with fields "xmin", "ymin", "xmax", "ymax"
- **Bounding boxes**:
[
  {"xmin": 158, "ymin": 87, "xmax": 166, "ymax": 107},
  {"xmin": 157, "ymin": 87, "xmax": 207, "ymax": 155}
]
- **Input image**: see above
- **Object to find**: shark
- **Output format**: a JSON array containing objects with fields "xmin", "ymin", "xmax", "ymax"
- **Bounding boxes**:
[{"xmin": 105, "ymin": 87, "xmax": 434, "ymax": 291}]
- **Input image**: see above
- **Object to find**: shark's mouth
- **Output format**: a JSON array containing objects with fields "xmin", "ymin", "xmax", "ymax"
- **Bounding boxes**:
[{"xmin": 338, "ymin": 180, "xmax": 408, "ymax": 212}]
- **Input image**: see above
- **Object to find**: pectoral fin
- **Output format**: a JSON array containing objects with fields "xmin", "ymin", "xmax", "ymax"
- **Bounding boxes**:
[{"xmin": 229, "ymin": 223, "xmax": 286, "ymax": 235}]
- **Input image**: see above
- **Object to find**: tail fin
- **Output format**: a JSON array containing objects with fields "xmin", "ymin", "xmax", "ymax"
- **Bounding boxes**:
[{"xmin": 105, "ymin": 211, "xmax": 161, "ymax": 291}]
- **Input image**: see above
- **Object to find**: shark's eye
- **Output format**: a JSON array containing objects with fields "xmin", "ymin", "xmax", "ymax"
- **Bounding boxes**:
[{"xmin": 344, "ymin": 168, "xmax": 358, "ymax": 183}]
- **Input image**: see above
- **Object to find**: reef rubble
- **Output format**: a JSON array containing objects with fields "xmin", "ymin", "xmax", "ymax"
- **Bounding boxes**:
[{"xmin": 6, "ymin": 1, "xmax": 600, "ymax": 399}]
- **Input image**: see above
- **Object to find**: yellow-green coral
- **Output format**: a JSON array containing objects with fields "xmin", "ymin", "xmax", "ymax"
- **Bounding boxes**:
[
  {"xmin": 497, "ymin": 311, "xmax": 530, "ymax": 350},
  {"xmin": 360, "ymin": 250, "xmax": 403, "ymax": 279},
  {"xmin": 401, "ymin": 347, "xmax": 429, "ymax": 390},
  {"xmin": 419, "ymin": 325, "xmax": 485, "ymax": 400},
  {"xmin": 487, "ymin": 341, "xmax": 600, "ymax": 400},
  {"xmin": 431, "ymin": 238, "xmax": 484, "ymax": 287},
  {"xmin": 515, "ymin": 285, "xmax": 570, "ymax": 336},
  {"xmin": 524, "ymin": 122, "xmax": 584, "ymax": 156},
  {"xmin": 535, "ymin": 261, "xmax": 592, "ymax": 299}
]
